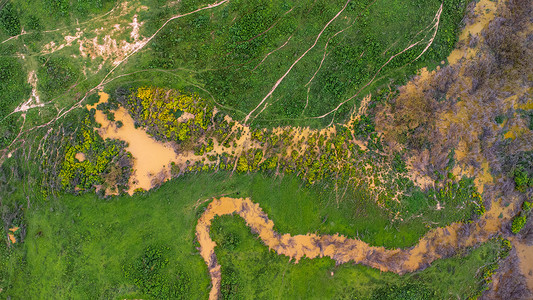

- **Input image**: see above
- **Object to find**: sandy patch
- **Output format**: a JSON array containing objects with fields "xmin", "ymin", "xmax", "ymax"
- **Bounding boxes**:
[
  {"xmin": 512, "ymin": 238, "xmax": 533, "ymax": 292},
  {"xmin": 177, "ymin": 111, "xmax": 195, "ymax": 123},
  {"xmin": 7, "ymin": 233, "xmax": 16, "ymax": 244},
  {"xmin": 75, "ymin": 152, "xmax": 86, "ymax": 162},
  {"xmin": 42, "ymin": 30, "xmax": 84, "ymax": 55}
]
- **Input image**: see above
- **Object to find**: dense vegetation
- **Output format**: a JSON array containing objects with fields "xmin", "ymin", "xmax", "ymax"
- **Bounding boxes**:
[
  {"xmin": 511, "ymin": 200, "xmax": 533, "ymax": 234},
  {"xmin": 0, "ymin": 2, "xmax": 20, "ymax": 36},
  {"xmin": 0, "ymin": 0, "xmax": 115, "ymax": 36},
  {"xmin": 0, "ymin": 57, "xmax": 30, "ymax": 147},
  {"xmin": 37, "ymin": 56, "xmax": 80, "ymax": 100},
  {"xmin": 513, "ymin": 164, "xmax": 533, "ymax": 193},
  {"xmin": 58, "ymin": 111, "xmax": 132, "ymax": 195},
  {"xmin": 123, "ymin": 245, "xmax": 190, "ymax": 299}
]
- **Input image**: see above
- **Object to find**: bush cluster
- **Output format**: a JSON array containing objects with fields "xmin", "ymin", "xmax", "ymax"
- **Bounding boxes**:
[
  {"xmin": 123, "ymin": 245, "xmax": 190, "ymax": 299},
  {"xmin": 58, "ymin": 114, "xmax": 132, "ymax": 194},
  {"xmin": 513, "ymin": 165, "xmax": 533, "ymax": 193}
]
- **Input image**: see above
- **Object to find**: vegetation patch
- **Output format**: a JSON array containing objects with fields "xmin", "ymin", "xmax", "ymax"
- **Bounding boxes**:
[
  {"xmin": 123, "ymin": 245, "xmax": 190, "ymax": 299},
  {"xmin": 58, "ymin": 111, "xmax": 132, "ymax": 194},
  {"xmin": 37, "ymin": 56, "xmax": 80, "ymax": 100},
  {"xmin": 511, "ymin": 201, "xmax": 533, "ymax": 234},
  {"xmin": 513, "ymin": 164, "xmax": 533, "ymax": 193}
]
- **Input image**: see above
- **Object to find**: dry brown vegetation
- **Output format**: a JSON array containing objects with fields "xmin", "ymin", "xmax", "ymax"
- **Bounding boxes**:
[
  {"xmin": 375, "ymin": 0, "xmax": 533, "ymax": 295},
  {"xmin": 480, "ymin": 246, "xmax": 533, "ymax": 300}
]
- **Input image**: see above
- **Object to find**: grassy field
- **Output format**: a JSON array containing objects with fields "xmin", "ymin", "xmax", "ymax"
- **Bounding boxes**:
[
  {"xmin": 1, "ymin": 171, "xmax": 502, "ymax": 299},
  {"xmin": 116, "ymin": 0, "xmax": 467, "ymax": 127},
  {"xmin": 0, "ymin": 0, "xmax": 468, "ymax": 130}
]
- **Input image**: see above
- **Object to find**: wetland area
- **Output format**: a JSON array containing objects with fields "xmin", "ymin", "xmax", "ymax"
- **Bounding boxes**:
[{"xmin": 0, "ymin": 0, "xmax": 532, "ymax": 299}]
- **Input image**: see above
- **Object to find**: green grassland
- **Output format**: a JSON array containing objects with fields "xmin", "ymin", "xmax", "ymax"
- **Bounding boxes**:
[
  {"xmin": 1, "ymin": 171, "xmax": 506, "ymax": 299},
  {"xmin": 0, "ymin": 0, "xmax": 467, "ymax": 134},
  {"xmin": 119, "ymin": 0, "xmax": 467, "ymax": 127}
]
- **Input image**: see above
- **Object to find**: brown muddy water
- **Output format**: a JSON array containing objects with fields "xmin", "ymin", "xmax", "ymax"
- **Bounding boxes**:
[
  {"xmin": 7, "ymin": 227, "xmax": 19, "ymax": 244},
  {"xmin": 88, "ymin": 92, "xmax": 178, "ymax": 194},
  {"xmin": 75, "ymin": 152, "xmax": 86, "ymax": 162}
]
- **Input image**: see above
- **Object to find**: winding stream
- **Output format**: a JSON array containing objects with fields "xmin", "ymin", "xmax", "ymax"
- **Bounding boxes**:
[{"xmin": 196, "ymin": 197, "xmax": 511, "ymax": 300}]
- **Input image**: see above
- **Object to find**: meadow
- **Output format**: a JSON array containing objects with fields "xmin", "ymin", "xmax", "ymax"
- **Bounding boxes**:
[
  {"xmin": 1, "ymin": 171, "xmax": 505, "ymax": 299},
  {"xmin": 120, "ymin": 0, "xmax": 468, "ymax": 127}
]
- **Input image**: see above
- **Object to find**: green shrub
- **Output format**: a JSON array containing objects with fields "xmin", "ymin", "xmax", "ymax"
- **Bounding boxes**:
[
  {"xmin": 392, "ymin": 152, "xmax": 407, "ymax": 173},
  {"xmin": 0, "ymin": 57, "xmax": 31, "ymax": 120},
  {"xmin": 220, "ymin": 266, "xmax": 240, "ymax": 300},
  {"xmin": 511, "ymin": 213, "xmax": 527, "ymax": 234},
  {"xmin": 499, "ymin": 237, "xmax": 512, "ymax": 259},
  {"xmin": 123, "ymin": 245, "xmax": 190, "ymax": 299},
  {"xmin": 58, "ymin": 115, "xmax": 131, "ymax": 193},
  {"xmin": 0, "ymin": 2, "xmax": 20, "ymax": 36},
  {"xmin": 494, "ymin": 115, "xmax": 505, "ymax": 124},
  {"xmin": 513, "ymin": 165, "xmax": 530, "ymax": 193},
  {"xmin": 523, "ymin": 201, "xmax": 533, "ymax": 212},
  {"xmin": 26, "ymin": 15, "xmax": 42, "ymax": 31},
  {"xmin": 37, "ymin": 56, "xmax": 80, "ymax": 100}
]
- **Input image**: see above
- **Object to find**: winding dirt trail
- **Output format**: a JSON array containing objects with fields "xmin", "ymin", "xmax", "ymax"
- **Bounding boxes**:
[{"xmin": 197, "ymin": 197, "xmax": 509, "ymax": 300}]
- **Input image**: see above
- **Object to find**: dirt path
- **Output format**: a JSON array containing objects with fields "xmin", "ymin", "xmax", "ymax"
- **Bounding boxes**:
[
  {"xmin": 512, "ymin": 238, "xmax": 533, "ymax": 291},
  {"xmin": 242, "ymin": 0, "xmax": 351, "ymax": 125},
  {"xmin": 197, "ymin": 196, "xmax": 508, "ymax": 300}
]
